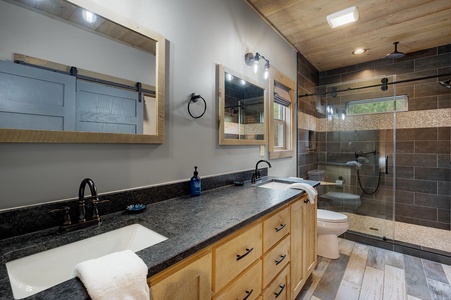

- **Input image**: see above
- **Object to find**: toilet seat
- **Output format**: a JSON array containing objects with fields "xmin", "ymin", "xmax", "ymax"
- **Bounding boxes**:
[{"xmin": 317, "ymin": 209, "xmax": 348, "ymax": 223}]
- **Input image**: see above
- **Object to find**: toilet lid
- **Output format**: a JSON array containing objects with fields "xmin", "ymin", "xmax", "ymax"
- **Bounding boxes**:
[{"xmin": 317, "ymin": 209, "xmax": 348, "ymax": 223}]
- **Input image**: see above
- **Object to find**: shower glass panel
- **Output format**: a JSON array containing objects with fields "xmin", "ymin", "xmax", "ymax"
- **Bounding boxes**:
[{"xmin": 313, "ymin": 75, "xmax": 396, "ymax": 241}]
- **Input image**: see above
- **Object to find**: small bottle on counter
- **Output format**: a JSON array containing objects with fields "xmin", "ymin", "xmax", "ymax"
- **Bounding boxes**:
[{"xmin": 190, "ymin": 166, "xmax": 201, "ymax": 196}]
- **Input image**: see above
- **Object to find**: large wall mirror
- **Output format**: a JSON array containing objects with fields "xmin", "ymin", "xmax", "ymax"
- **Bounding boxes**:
[
  {"xmin": 218, "ymin": 65, "xmax": 267, "ymax": 145},
  {"xmin": 0, "ymin": 0, "xmax": 166, "ymax": 143}
]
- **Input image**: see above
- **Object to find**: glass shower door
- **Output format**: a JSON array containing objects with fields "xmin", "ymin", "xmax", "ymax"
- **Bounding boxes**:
[{"xmin": 314, "ymin": 75, "xmax": 397, "ymax": 241}]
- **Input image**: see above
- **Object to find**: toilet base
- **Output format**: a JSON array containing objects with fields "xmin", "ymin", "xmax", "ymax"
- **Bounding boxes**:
[{"xmin": 317, "ymin": 233, "xmax": 340, "ymax": 259}]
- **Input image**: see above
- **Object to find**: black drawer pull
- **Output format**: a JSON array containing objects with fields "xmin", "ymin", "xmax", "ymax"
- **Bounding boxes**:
[
  {"xmin": 275, "ymin": 223, "xmax": 286, "ymax": 232},
  {"xmin": 275, "ymin": 254, "xmax": 287, "ymax": 265},
  {"xmin": 274, "ymin": 284, "xmax": 285, "ymax": 298},
  {"xmin": 304, "ymin": 199, "xmax": 309, "ymax": 204},
  {"xmin": 241, "ymin": 289, "xmax": 253, "ymax": 300},
  {"xmin": 236, "ymin": 247, "xmax": 253, "ymax": 261}
]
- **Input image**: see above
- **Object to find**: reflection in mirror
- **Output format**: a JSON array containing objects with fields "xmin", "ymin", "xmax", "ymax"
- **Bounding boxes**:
[
  {"xmin": 0, "ymin": 0, "xmax": 166, "ymax": 143},
  {"xmin": 218, "ymin": 65, "xmax": 267, "ymax": 145}
]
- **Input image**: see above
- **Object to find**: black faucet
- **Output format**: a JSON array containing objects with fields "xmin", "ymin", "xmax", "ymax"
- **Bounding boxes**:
[
  {"xmin": 56, "ymin": 178, "xmax": 109, "ymax": 233},
  {"xmin": 251, "ymin": 159, "xmax": 272, "ymax": 184},
  {"xmin": 78, "ymin": 178, "xmax": 99, "ymax": 223}
]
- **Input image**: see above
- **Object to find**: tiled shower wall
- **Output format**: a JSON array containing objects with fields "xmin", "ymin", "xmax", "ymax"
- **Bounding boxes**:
[{"xmin": 297, "ymin": 44, "xmax": 451, "ymax": 230}]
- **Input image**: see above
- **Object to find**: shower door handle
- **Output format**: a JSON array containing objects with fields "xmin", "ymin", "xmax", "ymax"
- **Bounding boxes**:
[{"xmin": 385, "ymin": 156, "xmax": 388, "ymax": 174}]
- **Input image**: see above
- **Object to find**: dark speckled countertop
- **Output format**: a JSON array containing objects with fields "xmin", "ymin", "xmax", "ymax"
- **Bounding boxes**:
[{"xmin": 0, "ymin": 178, "xmax": 318, "ymax": 299}]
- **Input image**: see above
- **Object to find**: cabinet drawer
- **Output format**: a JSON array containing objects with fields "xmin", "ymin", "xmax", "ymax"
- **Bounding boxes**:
[
  {"xmin": 263, "ymin": 264, "xmax": 290, "ymax": 300},
  {"xmin": 263, "ymin": 235, "xmax": 290, "ymax": 287},
  {"xmin": 263, "ymin": 206, "xmax": 290, "ymax": 252},
  {"xmin": 214, "ymin": 260, "xmax": 262, "ymax": 300},
  {"xmin": 214, "ymin": 223, "xmax": 263, "ymax": 292}
]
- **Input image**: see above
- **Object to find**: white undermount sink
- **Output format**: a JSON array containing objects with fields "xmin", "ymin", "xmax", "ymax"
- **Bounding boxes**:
[
  {"xmin": 258, "ymin": 181, "xmax": 292, "ymax": 190},
  {"xmin": 6, "ymin": 224, "xmax": 167, "ymax": 299}
]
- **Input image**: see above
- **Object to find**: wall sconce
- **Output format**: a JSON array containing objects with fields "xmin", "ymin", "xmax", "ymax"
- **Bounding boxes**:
[
  {"xmin": 245, "ymin": 52, "xmax": 270, "ymax": 79},
  {"xmin": 326, "ymin": 6, "xmax": 359, "ymax": 28}
]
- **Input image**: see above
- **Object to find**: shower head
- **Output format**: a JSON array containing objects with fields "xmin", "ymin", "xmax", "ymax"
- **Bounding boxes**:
[
  {"xmin": 386, "ymin": 42, "xmax": 405, "ymax": 59},
  {"xmin": 439, "ymin": 78, "xmax": 451, "ymax": 88}
]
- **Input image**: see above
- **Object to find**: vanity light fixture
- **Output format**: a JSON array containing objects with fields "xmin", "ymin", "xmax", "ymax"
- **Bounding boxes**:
[
  {"xmin": 245, "ymin": 52, "xmax": 270, "ymax": 79},
  {"xmin": 327, "ymin": 6, "xmax": 359, "ymax": 28},
  {"xmin": 82, "ymin": 10, "xmax": 97, "ymax": 23}
]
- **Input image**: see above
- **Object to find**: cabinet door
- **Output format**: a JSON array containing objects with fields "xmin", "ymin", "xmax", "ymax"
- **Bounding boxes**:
[
  {"xmin": 303, "ymin": 200, "xmax": 317, "ymax": 277},
  {"xmin": 149, "ymin": 251, "xmax": 212, "ymax": 300},
  {"xmin": 290, "ymin": 197, "xmax": 305, "ymax": 300}
]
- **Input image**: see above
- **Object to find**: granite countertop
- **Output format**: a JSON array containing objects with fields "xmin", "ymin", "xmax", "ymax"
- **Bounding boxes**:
[{"xmin": 0, "ymin": 177, "xmax": 318, "ymax": 299}]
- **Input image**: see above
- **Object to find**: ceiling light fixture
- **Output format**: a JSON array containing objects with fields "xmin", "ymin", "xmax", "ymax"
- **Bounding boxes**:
[
  {"xmin": 352, "ymin": 48, "xmax": 367, "ymax": 55},
  {"xmin": 82, "ymin": 10, "xmax": 97, "ymax": 23},
  {"xmin": 327, "ymin": 6, "xmax": 359, "ymax": 28},
  {"xmin": 245, "ymin": 52, "xmax": 270, "ymax": 79}
]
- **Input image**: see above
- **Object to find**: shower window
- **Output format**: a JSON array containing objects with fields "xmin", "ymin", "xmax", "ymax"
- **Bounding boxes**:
[{"xmin": 347, "ymin": 95, "xmax": 408, "ymax": 116}]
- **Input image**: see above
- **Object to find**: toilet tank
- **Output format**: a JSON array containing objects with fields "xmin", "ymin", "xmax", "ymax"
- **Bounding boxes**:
[{"xmin": 307, "ymin": 169, "xmax": 326, "ymax": 181}]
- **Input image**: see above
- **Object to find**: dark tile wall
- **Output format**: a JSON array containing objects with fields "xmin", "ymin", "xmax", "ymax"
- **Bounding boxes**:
[
  {"xmin": 388, "ymin": 127, "xmax": 451, "ymax": 229},
  {"xmin": 297, "ymin": 52, "xmax": 320, "ymax": 178},
  {"xmin": 307, "ymin": 43, "xmax": 451, "ymax": 230}
]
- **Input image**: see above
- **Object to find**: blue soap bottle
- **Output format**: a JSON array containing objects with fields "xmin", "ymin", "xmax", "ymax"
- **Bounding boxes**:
[{"xmin": 190, "ymin": 166, "xmax": 201, "ymax": 196}]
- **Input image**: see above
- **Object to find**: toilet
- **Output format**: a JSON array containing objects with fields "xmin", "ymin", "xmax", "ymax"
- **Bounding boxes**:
[{"xmin": 317, "ymin": 209, "xmax": 349, "ymax": 259}]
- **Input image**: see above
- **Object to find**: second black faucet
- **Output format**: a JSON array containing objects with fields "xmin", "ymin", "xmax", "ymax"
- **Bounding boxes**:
[{"xmin": 251, "ymin": 160, "xmax": 272, "ymax": 184}]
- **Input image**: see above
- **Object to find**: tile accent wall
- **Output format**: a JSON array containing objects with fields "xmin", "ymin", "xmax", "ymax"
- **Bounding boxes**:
[
  {"xmin": 297, "ymin": 52, "xmax": 320, "ymax": 178},
  {"xmin": 297, "ymin": 44, "xmax": 451, "ymax": 231}
]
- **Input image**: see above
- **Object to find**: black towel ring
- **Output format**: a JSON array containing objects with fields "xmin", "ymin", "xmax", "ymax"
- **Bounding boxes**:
[{"xmin": 188, "ymin": 93, "xmax": 207, "ymax": 119}]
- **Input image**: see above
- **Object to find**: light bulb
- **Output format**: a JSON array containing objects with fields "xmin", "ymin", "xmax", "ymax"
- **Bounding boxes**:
[
  {"xmin": 263, "ymin": 62, "xmax": 270, "ymax": 80},
  {"xmin": 240, "ymin": 79, "xmax": 246, "ymax": 85},
  {"xmin": 253, "ymin": 60, "xmax": 259, "ymax": 74},
  {"xmin": 226, "ymin": 73, "xmax": 233, "ymax": 81}
]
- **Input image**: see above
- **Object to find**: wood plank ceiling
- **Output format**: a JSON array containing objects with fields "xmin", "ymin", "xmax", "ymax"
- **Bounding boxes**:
[{"xmin": 244, "ymin": 0, "xmax": 451, "ymax": 71}]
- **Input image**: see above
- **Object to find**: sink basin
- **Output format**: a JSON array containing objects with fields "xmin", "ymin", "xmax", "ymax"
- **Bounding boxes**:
[
  {"xmin": 258, "ymin": 178, "xmax": 318, "ymax": 191},
  {"xmin": 258, "ymin": 181, "xmax": 292, "ymax": 190},
  {"xmin": 6, "ymin": 224, "xmax": 167, "ymax": 299}
]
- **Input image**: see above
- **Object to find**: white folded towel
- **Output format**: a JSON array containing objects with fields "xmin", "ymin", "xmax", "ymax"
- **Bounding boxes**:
[
  {"xmin": 74, "ymin": 250, "xmax": 150, "ymax": 300},
  {"xmin": 285, "ymin": 183, "xmax": 318, "ymax": 203}
]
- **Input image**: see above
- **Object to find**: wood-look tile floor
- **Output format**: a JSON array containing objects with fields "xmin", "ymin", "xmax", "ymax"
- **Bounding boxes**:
[{"xmin": 297, "ymin": 238, "xmax": 451, "ymax": 300}]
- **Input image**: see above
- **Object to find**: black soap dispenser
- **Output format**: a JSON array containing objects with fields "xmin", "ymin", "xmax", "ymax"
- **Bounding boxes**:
[{"xmin": 190, "ymin": 166, "xmax": 201, "ymax": 196}]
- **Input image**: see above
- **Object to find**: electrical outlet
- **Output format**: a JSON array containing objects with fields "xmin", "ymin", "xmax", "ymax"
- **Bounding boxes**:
[{"xmin": 259, "ymin": 145, "xmax": 265, "ymax": 157}]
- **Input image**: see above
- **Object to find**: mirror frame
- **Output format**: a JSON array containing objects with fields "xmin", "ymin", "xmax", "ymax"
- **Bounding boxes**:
[
  {"xmin": 0, "ymin": 0, "xmax": 166, "ymax": 144},
  {"xmin": 218, "ymin": 64, "xmax": 267, "ymax": 146}
]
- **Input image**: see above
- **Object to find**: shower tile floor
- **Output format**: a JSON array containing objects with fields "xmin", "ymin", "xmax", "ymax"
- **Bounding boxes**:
[
  {"xmin": 343, "ymin": 213, "xmax": 451, "ymax": 254},
  {"xmin": 297, "ymin": 238, "xmax": 451, "ymax": 300}
]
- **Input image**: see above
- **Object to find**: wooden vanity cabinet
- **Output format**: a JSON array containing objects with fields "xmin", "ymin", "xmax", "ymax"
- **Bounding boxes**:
[
  {"xmin": 290, "ymin": 196, "xmax": 317, "ymax": 300},
  {"xmin": 148, "ymin": 193, "xmax": 316, "ymax": 300},
  {"xmin": 148, "ymin": 250, "xmax": 212, "ymax": 300}
]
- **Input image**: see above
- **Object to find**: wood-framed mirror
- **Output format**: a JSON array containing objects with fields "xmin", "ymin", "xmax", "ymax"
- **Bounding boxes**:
[
  {"xmin": 218, "ymin": 64, "xmax": 267, "ymax": 145},
  {"xmin": 0, "ymin": 0, "xmax": 166, "ymax": 143}
]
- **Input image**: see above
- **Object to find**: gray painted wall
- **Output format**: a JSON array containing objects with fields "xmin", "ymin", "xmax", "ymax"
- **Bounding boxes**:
[{"xmin": 0, "ymin": 0, "xmax": 298, "ymax": 210}]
